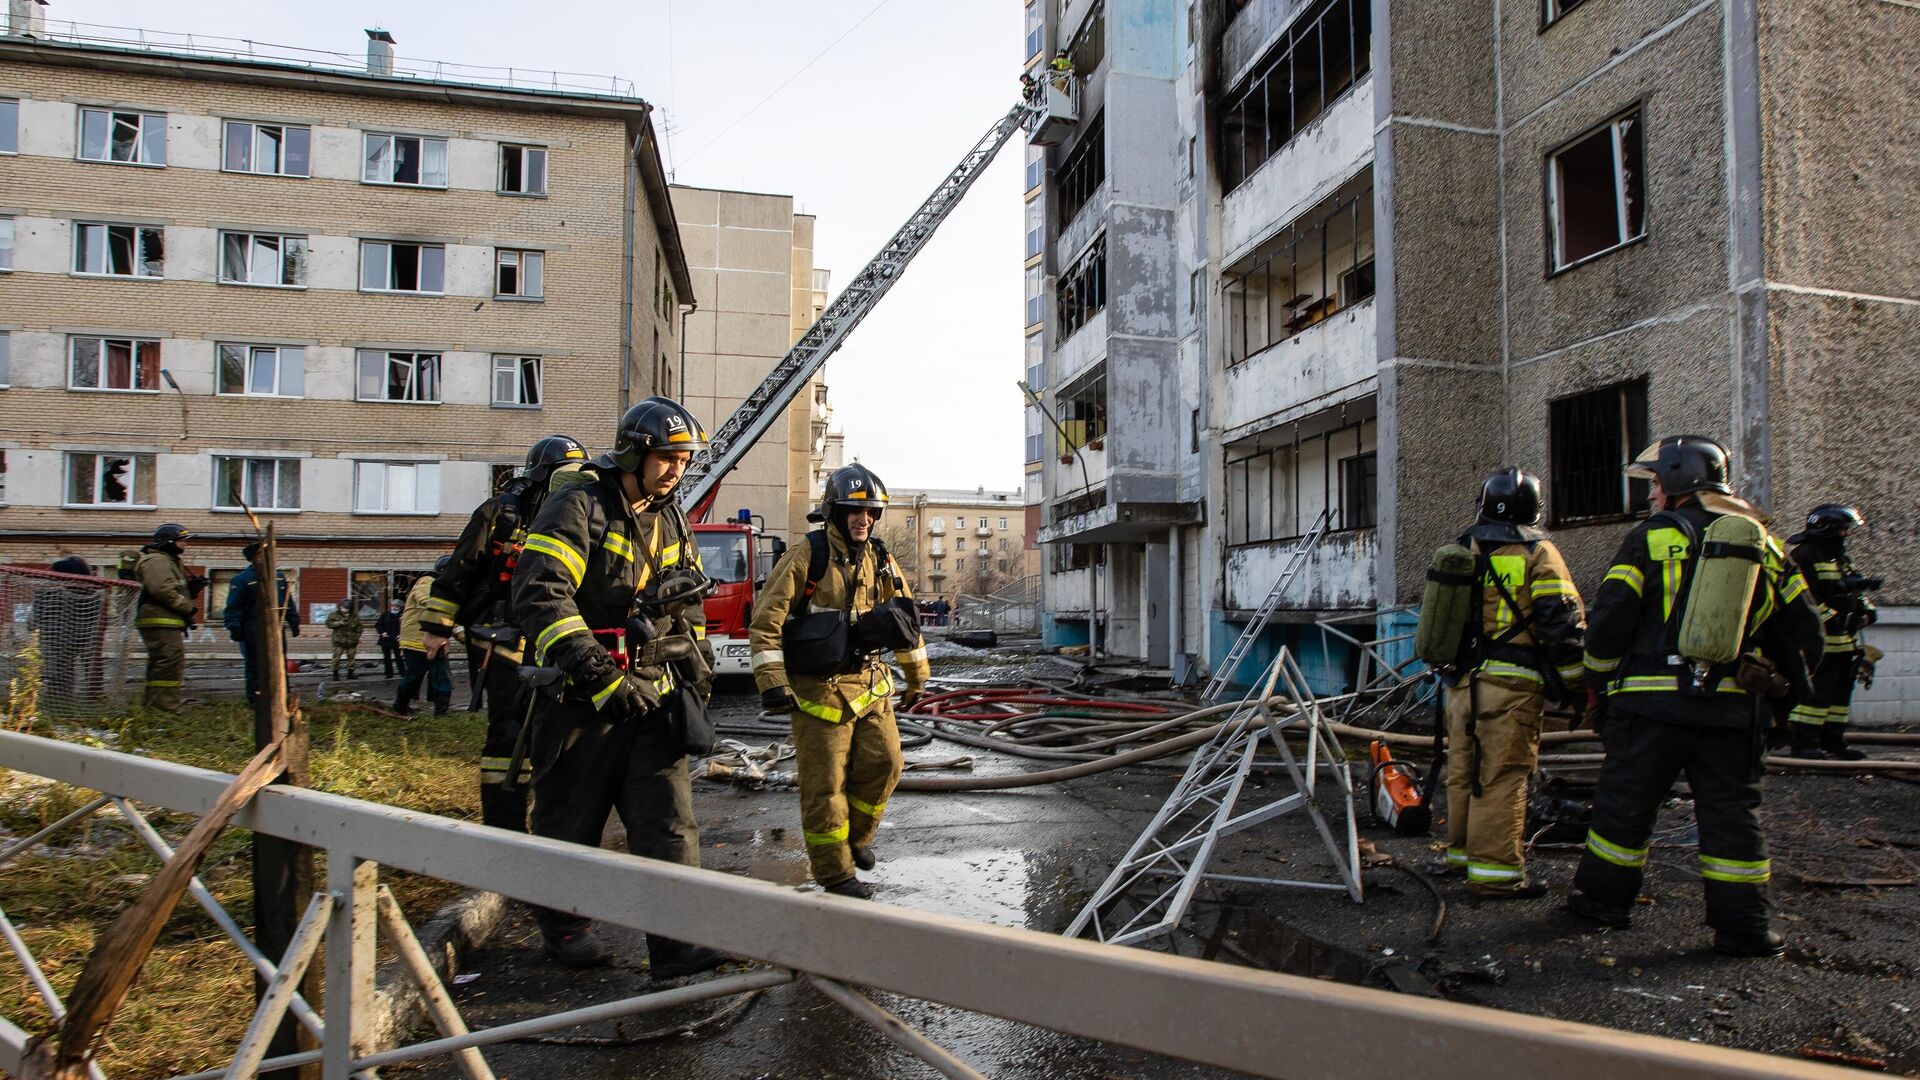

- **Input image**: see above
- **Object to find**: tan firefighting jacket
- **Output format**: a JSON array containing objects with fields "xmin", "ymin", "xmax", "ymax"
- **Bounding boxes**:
[
  {"xmin": 134, "ymin": 548, "xmax": 194, "ymax": 630},
  {"xmin": 748, "ymin": 526, "xmax": 929, "ymax": 723},
  {"xmin": 399, "ymin": 574, "xmax": 436, "ymax": 651}
]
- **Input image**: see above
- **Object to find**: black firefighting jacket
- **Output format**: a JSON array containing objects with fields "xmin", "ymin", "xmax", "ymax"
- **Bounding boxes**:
[
  {"xmin": 1790, "ymin": 535, "xmax": 1872, "ymax": 656},
  {"xmin": 421, "ymin": 478, "xmax": 540, "ymax": 657},
  {"xmin": 1583, "ymin": 501, "xmax": 1824, "ymax": 727},
  {"xmin": 509, "ymin": 465, "xmax": 706, "ymax": 712}
]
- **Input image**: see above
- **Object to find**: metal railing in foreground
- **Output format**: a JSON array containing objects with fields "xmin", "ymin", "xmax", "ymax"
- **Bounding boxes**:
[{"xmin": 0, "ymin": 730, "xmax": 1852, "ymax": 1080}]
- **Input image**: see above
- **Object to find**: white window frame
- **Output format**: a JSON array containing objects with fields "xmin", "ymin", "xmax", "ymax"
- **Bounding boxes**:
[
  {"xmin": 63, "ymin": 451, "xmax": 156, "ymax": 508},
  {"xmin": 1548, "ymin": 107, "xmax": 1647, "ymax": 272},
  {"xmin": 0, "ymin": 99, "xmax": 17, "ymax": 156},
  {"xmin": 222, "ymin": 120, "xmax": 311, "ymax": 177},
  {"xmin": 359, "ymin": 240, "xmax": 446, "ymax": 294},
  {"xmin": 0, "ymin": 215, "xmax": 12, "ymax": 272},
  {"xmin": 353, "ymin": 460, "xmax": 442, "ymax": 515},
  {"xmin": 73, "ymin": 222, "xmax": 164, "ymax": 278},
  {"xmin": 499, "ymin": 144, "xmax": 548, "ymax": 195},
  {"xmin": 213, "ymin": 455, "xmax": 302, "ymax": 512},
  {"xmin": 68, "ymin": 335, "xmax": 162, "ymax": 393},
  {"xmin": 491, "ymin": 355, "xmax": 543, "ymax": 408},
  {"xmin": 356, "ymin": 350, "xmax": 442, "ymax": 404},
  {"xmin": 217, "ymin": 343, "xmax": 306, "ymax": 398},
  {"xmin": 220, "ymin": 231, "xmax": 308, "ymax": 288},
  {"xmin": 999, "ymin": 517, "xmax": 1009, "ymax": 530},
  {"xmin": 77, "ymin": 108, "xmax": 166, "ymax": 166},
  {"xmin": 495, "ymin": 249, "xmax": 545, "ymax": 299},
  {"xmin": 362, "ymin": 132, "xmax": 448, "ymax": 188},
  {"xmin": 0, "ymin": 330, "xmax": 11, "ymax": 388}
]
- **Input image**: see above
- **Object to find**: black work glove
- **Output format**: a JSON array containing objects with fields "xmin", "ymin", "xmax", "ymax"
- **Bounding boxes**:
[
  {"xmin": 761, "ymin": 686, "xmax": 795, "ymax": 713},
  {"xmin": 608, "ymin": 671, "xmax": 663, "ymax": 719},
  {"xmin": 899, "ymin": 688, "xmax": 925, "ymax": 712}
]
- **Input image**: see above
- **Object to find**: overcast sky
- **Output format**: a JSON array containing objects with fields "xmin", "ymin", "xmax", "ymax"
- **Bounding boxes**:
[{"xmin": 58, "ymin": 0, "xmax": 1029, "ymax": 493}]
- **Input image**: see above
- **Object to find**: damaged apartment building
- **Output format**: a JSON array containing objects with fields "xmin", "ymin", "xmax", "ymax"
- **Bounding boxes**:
[{"xmin": 1023, "ymin": 0, "xmax": 1919, "ymax": 719}]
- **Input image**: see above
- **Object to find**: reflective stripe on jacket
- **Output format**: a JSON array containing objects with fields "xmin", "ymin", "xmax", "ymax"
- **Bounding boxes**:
[{"xmin": 135, "ymin": 549, "xmax": 193, "ymax": 629}]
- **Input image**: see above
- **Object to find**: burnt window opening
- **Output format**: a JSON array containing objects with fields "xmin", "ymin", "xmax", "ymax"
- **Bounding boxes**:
[
  {"xmin": 1225, "ymin": 414, "xmax": 1377, "ymax": 544},
  {"xmin": 1549, "ymin": 378, "xmax": 1649, "ymax": 524},
  {"xmin": 1548, "ymin": 107, "xmax": 1646, "ymax": 271},
  {"xmin": 1220, "ymin": 0, "xmax": 1372, "ymax": 193},
  {"xmin": 1223, "ymin": 181, "xmax": 1374, "ymax": 366},
  {"xmin": 1056, "ymin": 370, "xmax": 1108, "ymax": 456},
  {"xmin": 1056, "ymin": 233, "xmax": 1107, "ymax": 342},
  {"xmin": 1055, "ymin": 112, "xmax": 1106, "ymax": 230}
]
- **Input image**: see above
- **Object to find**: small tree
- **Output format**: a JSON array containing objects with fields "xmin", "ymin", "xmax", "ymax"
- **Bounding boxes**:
[{"xmin": 873, "ymin": 518, "xmax": 921, "ymax": 580}]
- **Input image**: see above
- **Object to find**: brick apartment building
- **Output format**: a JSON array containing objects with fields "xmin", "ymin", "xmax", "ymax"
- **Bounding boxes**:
[{"xmin": 0, "ymin": 25, "xmax": 693, "ymax": 626}]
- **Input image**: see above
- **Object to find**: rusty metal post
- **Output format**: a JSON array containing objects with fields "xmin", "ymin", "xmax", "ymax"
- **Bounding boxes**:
[{"xmin": 250, "ymin": 525, "xmax": 319, "ymax": 1079}]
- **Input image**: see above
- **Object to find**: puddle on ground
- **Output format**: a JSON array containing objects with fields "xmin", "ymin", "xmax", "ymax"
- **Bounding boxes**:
[
  {"xmin": 1204, "ymin": 897, "xmax": 1371, "ymax": 982},
  {"xmin": 742, "ymin": 827, "xmax": 813, "ymax": 886},
  {"xmin": 871, "ymin": 849, "xmax": 1083, "ymax": 928}
]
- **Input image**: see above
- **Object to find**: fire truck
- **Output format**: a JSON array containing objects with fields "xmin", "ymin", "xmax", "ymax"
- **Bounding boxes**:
[{"xmin": 692, "ymin": 510, "xmax": 788, "ymax": 677}]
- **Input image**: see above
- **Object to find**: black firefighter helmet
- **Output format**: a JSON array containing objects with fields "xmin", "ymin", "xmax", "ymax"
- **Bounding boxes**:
[
  {"xmin": 1802, "ymin": 503, "xmax": 1865, "ymax": 540},
  {"xmin": 608, "ymin": 397, "xmax": 709, "ymax": 473},
  {"xmin": 1477, "ymin": 467, "xmax": 1543, "ymax": 527},
  {"xmin": 152, "ymin": 523, "xmax": 191, "ymax": 544},
  {"xmin": 524, "ymin": 435, "xmax": 586, "ymax": 483},
  {"xmin": 810, "ymin": 464, "xmax": 890, "ymax": 525},
  {"xmin": 1624, "ymin": 435, "xmax": 1732, "ymax": 497}
]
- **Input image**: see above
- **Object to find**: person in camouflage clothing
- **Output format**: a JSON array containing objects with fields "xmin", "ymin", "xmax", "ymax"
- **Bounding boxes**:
[{"xmin": 326, "ymin": 599, "xmax": 364, "ymax": 680}]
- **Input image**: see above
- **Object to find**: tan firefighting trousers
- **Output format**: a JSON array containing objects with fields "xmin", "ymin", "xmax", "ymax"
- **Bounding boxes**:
[
  {"xmin": 139, "ymin": 627, "xmax": 185, "ymax": 712},
  {"xmin": 792, "ymin": 700, "xmax": 905, "ymax": 884},
  {"xmin": 1445, "ymin": 673, "xmax": 1544, "ymax": 894}
]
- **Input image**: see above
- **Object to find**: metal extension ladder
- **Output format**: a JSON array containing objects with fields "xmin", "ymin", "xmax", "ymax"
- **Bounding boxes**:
[
  {"xmin": 1200, "ymin": 509, "xmax": 1332, "ymax": 702},
  {"xmin": 679, "ymin": 102, "xmax": 1038, "ymax": 513}
]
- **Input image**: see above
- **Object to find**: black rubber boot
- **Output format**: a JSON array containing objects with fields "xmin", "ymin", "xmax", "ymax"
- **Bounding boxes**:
[
  {"xmin": 823, "ymin": 876, "xmax": 873, "ymax": 900},
  {"xmin": 851, "ymin": 845, "xmax": 876, "ymax": 872},
  {"xmin": 432, "ymin": 694, "xmax": 451, "ymax": 717},
  {"xmin": 1787, "ymin": 725, "xmax": 1829, "ymax": 761},
  {"xmin": 1473, "ymin": 880, "xmax": 1550, "ymax": 901},
  {"xmin": 1819, "ymin": 723, "xmax": 1867, "ymax": 761},
  {"xmin": 543, "ymin": 927, "xmax": 612, "ymax": 968},
  {"xmin": 1567, "ymin": 890, "xmax": 1632, "ymax": 929},
  {"xmin": 1713, "ymin": 927, "xmax": 1786, "ymax": 958},
  {"xmin": 646, "ymin": 935, "xmax": 727, "ymax": 980}
]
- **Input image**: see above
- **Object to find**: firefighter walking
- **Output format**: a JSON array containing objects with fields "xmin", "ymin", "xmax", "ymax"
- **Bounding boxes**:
[
  {"xmin": 1569, "ymin": 436, "xmax": 1824, "ymax": 957},
  {"xmin": 1437, "ymin": 469, "xmax": 1585, "ymax": 898},
  {"xmin": 135, "ymin": 524, "xmax": 202, "ymax": 712},
  {"xmin": 510, "ymin": 398, "xmax": 723, "ymax": 976},
  {"xmin": 749, "ymin": 464, "xmax": 930, "ymax": 899},
  {"xmin": 1786, "ymin": 504, "xmax": 1880, "ymax": 760},
  {"xmin": 418, "ymin": 435, "xmax": 586, "ymax": 832}
]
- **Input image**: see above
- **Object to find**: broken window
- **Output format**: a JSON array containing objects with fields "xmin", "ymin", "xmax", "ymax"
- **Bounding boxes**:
[
  {"xmin": 1056, "ymin": 233, "xmax": 1107, "ymax": 342},
  {"xmin": 496, "ymin": 249, "xmax": 545, "ymax": 299},
  {"xmin": 1055, "ymin": 369, "xmax": 1108, "ymax": 455},
  {"xmin": 218, "ymin": 344, "xmax": 304, "ymax": 397},
  {"xmin": 1224, "ymin": 179, "xmax": 1374, "ymax": 365},
  {"xmin": 1542, "ymin": 0, "xmax": 1590, "ymax": 26},
  {"xmin": 65, "ymin": 452, "xmax": 155, "ymax": 507},
  {"xmin": 1549, "ymin": 107, "xmax": 1646, "ymax": 271},
  {"xmin": 492, "ymin": 355, "xmax": 542, "ymax": 407},
  {"xmin": 499, "ymin": 145, "xmax": 548, "ymax": 195},
  {"xmin": 78, "ymin": 109, "xmax": 166, "ymax": 165},
  {"xmin": 224, "ymin": 121, "xmax": 310, "ymax": 176},
  {"xmin": 356, "ymin": 350, "xmax": 442, "ymax": 403},
  {"xmin": 360, "ymin": 240, "xmax": 446, "ymax": 293},
  {"xmin": 1225, "ymin": 412, "xmax": 1377, "ymax": 544},
  {"xmin": 69, "ymin": 336, "xmax": 161, "ymax": 392},
  {"xmin": 214, "ymin": 457, "xmax": 301, "ymax": 511},
  {"xmin": 490, "ymin": 463, "xmax": 521, "ymax": 494},
  {"xmin": 74, "ymin": 222, "xmax": 165, "ymax": 278},
  {"xmin": 363, "ymin": 132, "xmax": 448, "ymax": 187},
  {"xmin": 1550, "ymin": 378, "xmax": 1649, "ymax": 523},
  {"xmin": 220, "ymin": 231, "xmax": 308, "ymax": 287},
  {"xmin": 1054, "ymin": 112, "xmax": 1105, "ymax": 229},
  {"xmin": 1221, "ymin": 0, "xmax": 1371, "ymax": 192}
]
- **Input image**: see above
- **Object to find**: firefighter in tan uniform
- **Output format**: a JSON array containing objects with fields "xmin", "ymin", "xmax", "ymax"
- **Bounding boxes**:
[
  {"xmin": 1443, "ymin": 469, "xmax": 1586, "ymax": 898},
  {"xmin": 749, "ymin": 464, "xmax": 930, "ymax": 898},
  {"xmin": 135, "ymin": 523, "xmax": 202, "ymax": 712}
]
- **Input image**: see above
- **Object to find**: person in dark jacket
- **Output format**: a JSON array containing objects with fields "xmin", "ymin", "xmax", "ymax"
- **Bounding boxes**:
[
  {"xmin": 223, "ymin": 542, "xmax": 301, "ymax": 707},
  {"xmin": 1568, "ymin": 436, "xmax": 1824, "ymax": 957},
  {"xmin": 375, "ymin": 600, "xmax": 403, "ymax": 677},
  {"xmin": 31, "ymin": 557, "xmax": 104, "ymax": 715},
  {"xmin": 1786, "ymin": 504, "xmax": 1880, "ymax": 760}
]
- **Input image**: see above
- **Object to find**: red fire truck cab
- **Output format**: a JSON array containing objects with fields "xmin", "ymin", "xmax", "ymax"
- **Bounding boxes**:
[{"xmin": 693, "ymin": 510, "xmax": 788, "ymax": 677}]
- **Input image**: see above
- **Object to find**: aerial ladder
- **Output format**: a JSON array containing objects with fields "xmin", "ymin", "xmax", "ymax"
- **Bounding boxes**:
[{"xmin": 677, "ymin": 79, "xmax": 1078, "ymax": 516}]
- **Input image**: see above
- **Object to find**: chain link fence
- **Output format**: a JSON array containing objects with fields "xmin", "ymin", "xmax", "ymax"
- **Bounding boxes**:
[{"xmin": 0, "ymin": 565, "xmax": 142, "ymax": 718}]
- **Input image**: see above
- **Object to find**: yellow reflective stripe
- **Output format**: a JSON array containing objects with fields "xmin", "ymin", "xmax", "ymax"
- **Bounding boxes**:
[
  {"xmin": 523, "ymin": 533, "xmax": 586, "ymax": 585},
  {"xmin": 1603, "ymin": 564, "xmax": 1645, "ymax": 596},
  {"xmin": 1479, "ymin": 661, "xmax": 1542, "ymax": 682},
  {"xmin": 1586, "ymin": 829, "xmax": 1647, "ymax": 868},
  {"xmin": 1583, "ymin": 652, "xmax": 1622, "ymax": 674},
  {"xmin": 1557, "ymin": 662, "xmax": 1586, "ymax": 682},
  {"xmin": 693, "ymin": 625, "xmax": 707, "ymax": 639},
  {"xmin": 653, "ymin": 670, "xmax": 675, "ymax": 696},
  {"xmin": 145, "ymin": 679, "xmax": 182, "ymax": 687},
  {"xmin": 1487, "ymin": 555, "xmax": 1526, "ymax": 633},
  {"xmin": 752, "ymin": 650, "xmax": 785, "ymax": 671},
  {"xmin": 847, "ymin": 795, "xmax": 886, "ymax": 818},
  {"xmin": 660, "ymin": 541, "xmax": 682, "ymax": 567},
  {"xmin": 897, "ymin": 646, "xmax": 927, "ymax": 664},
  {"xmin": 423, "ymin": 596, "xmax": 460, "ymax": 615},
  {"xmin": 1781, "ymin": 573, "xmax": 1809, "ymax": 602},
  {"xmin": 849, "ymin": 677, "xmax": 894, "ymax": 714},
  {"xmin": 1647, "ymin": 526, "xmax": 1690, "ymax": 621},
  {"xmin": 591, "ymin": 675, "xmax": 624, "ymax": 711},
  {"xmin": 136, "ymin": 617, "xmax": 187, "ymax": 628},
  {"xmin": 805, "ymin": 822, "xmax": 849, "ymax": 846},
  {"xmin": 794, "ymin": 695, "xmax": 844, "ymax": 722},
  {"xmin": 1530, "ymin": 579, "xmax": 1575, "ymax": 599},
  {"xmin": 1610, "ymin": 675, "xmax": 1748, "ymax": 695},
  {"xmin": 534, "ymin": 615, "xmax": 589, "ymax": 664},
  {"xmin": 1445, "ymin": 848, "xmax": 1469, "ymax": 866},
  {"xmin": 603, "ymin": 531, "xmax": 636, "ymax": 563},
  {"xmin": 1788, "ymin": 704, "xmax": 1829, "ymax": 725},
  {"xmin": 1468, "ymin": 861, "xmax": 1524, "ymax": 882},
  {"xmin": 1699, "ymin": 855, "xmax": 1770, "ymax": 883}
]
